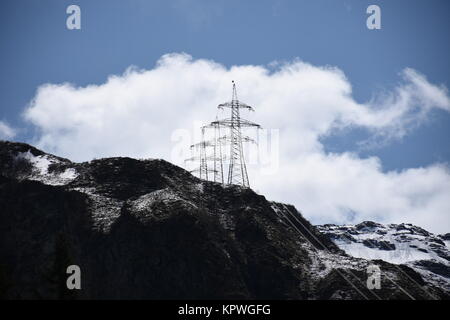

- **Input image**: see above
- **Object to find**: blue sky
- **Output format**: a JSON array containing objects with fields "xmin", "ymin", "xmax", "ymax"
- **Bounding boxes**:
[
  {"xmin": 1, "ymin": 1, "xmax": 450, "ymax": 231},
  {"xmin": 1, "ymin": 0, "xmax": 449, "ymax": 171}
]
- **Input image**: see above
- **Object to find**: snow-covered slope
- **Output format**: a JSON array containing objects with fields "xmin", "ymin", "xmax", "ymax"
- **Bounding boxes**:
[
  {"xmin": 317, "ymin": 221, "xmax": 450, "ymax": 291},
  {"xmin": 0, "ymin": 141, "xmax": 78, "ymax": 186},
  {"xmin": 15, "ymin": 150, "xmax": 78, "ymax": 185}
]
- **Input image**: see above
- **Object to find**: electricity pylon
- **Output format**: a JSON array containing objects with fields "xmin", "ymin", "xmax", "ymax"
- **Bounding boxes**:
[
  {"xmin": 201, "ymin": 120, "xmax": 225, "ymax": 184},
  {"xmin": 185, "ymin": 126, "xmax": 225, "ymax": 184},
  {"xmin": 185, "ymin": 81, "xmax": 260, "ymax": 188},
  {"xmin": 211, "ymin": 81, "xmax": 260, "ymax": 187}
]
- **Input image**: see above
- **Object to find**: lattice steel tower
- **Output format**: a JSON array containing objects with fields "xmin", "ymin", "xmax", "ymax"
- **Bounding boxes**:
[
  {"xmin": 212, "ymin": 81, "xmax": 260, "ymax": 188},
  {"xmin": 185, "ymin": 127, "xmax": 223, "ymax": 183}
]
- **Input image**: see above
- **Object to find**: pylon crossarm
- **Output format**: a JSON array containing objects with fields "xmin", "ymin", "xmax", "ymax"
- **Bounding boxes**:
[
  {"xmin": 211, "ymin": 118, "xmax": 260, "ymax": 128},
  {"xmin": 189, "ymin": 168, "xmax": 221, "ymax": 174},
  {"xmin": 238, "ymin": 119, "xmax": 261, "ymax": 128},
  {"xmin": 218, "ymin": 135, "xmax": 256, "ymax": 144},
  {"xmin": 207, "ymin": 118, "xmax": 258, "ymax": 128},
  {"xmin": 206, "ymin": 120, "xmax": 231, "ymax": 128},
  {"xmin": 185, "ymin": 155, "xmax": 222, "ymax": 162},
  {"xmin": 218, "ymin": 102, "xmax": 254, "ymax": 111},
  {"xmin": 190, "ymin": 140, "xmax": 215, "ymax": 149}
]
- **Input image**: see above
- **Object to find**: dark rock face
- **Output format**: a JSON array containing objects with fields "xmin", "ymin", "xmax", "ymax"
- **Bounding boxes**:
[
  {"xmin": 356, "ymin": 221, "xmax": 383, "ymax": 231},
  {"xmin": 414, "ymin": 261, "xmax": 450, "ymax": 279},
  {"xmin": 362, "ymin": 239, "xmax": 396, "ymax": 251},
  {"xmin": 439, "ymin": 233, "xmax": 450, "ymax": 241},
  {"xmin": 0, "ymin": 141, "xmax": 448, "ymax": 300}
]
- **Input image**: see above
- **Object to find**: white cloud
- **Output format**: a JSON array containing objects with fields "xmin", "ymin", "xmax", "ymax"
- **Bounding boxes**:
[
  {"xmin": 0, "ymin": 120, "xmax": 16, "ymax": 139},
  {"xmin": 253, "ymin": 153, "xmax": 450, "ymax": 233},
  {"xmin": 23, "ymin": 53, "xmax": 450, "ymax": 233}
]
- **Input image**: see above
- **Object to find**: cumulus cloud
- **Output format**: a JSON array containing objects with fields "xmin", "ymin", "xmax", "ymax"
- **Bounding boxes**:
[
  {"xmin": 23, "ymin": 53, "xmax": 450, "ymax": 233},
  {"xmin": 253, "ymin": 153, "xmax": 450, "ymax": 233},
  {"xmin": 0, "ymin": 120, "xmax": 16, "ymax": 139}
]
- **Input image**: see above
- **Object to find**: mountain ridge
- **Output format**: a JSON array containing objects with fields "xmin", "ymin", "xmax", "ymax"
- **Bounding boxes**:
[{"xmin": 0, "ymin": 140, "xmax": 448, "ymax": 299}]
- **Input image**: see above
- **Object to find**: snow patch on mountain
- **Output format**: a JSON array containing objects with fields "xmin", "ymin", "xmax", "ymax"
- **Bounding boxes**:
[
  {"xmin": 74, "ymin": 187, "xmax": 122, "ymax": 233},
  {"xmin": 16, "ymin": 150, "xmax": 78, "ymax": 185},
  {"xmin": 317, "ymin": 221, "xmax": 450, "ymax": 291},
  {"xmin": 130, "ymin": 188, "xmax": 199, "ymax": 214}
]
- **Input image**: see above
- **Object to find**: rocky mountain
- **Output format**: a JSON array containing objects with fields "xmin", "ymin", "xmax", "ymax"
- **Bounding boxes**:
[
  {"xmin": 317, "ymin": 221, "xmax": 450, "ymax": 292},
  {"xmin": 0, "ymin": 140, "xmax": 448, "ymax": 300}
]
